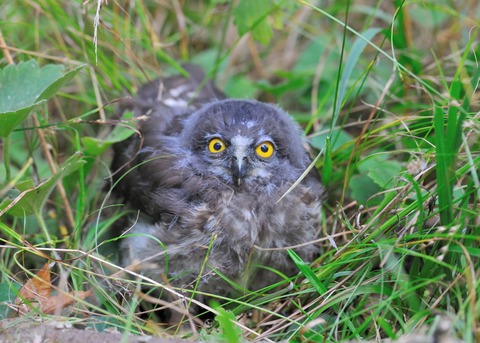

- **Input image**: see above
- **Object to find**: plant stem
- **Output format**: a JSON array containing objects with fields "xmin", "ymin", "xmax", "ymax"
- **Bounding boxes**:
[
  {"xmin": 32, "ymin": 113, "xmax": 76, "ymax": 232},
  {"xmin": 36, "ymin": 209, "xmax": 61, "ymax": 261},
  {"xmin": 3, "ymin": 136, "xmax": 11, "ymax": 182}
]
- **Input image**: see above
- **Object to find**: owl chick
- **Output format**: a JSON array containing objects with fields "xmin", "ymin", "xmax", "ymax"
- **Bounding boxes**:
[{"xmin": 112, "ymin": 65, "xmax": 324, "ymax": 316}]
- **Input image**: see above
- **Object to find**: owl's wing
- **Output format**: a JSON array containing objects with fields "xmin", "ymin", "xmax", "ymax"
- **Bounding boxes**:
[{"xmin": 111, "ymin": 65, "xmax": 224, "ymax": 209}]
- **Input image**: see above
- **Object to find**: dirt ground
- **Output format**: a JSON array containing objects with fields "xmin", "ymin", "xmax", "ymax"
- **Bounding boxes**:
[
  {"xmin": 0, "ymin": 317, "xmax": 464, "ymax": 343},
  {"xmin": 0, "ymin": 318, "xmax": 193, "ymax": 343}
]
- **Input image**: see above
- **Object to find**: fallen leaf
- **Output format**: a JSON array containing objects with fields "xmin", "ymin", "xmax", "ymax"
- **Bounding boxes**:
[
  {"xmin": 14, "ymin": 262, "xmax": 91, "ymax": 316},
  {"xmin": 16, "ymin": 263, "xmax": 51, "ymax": 304},
  {"xmin": 41, "ymin": 290, "xmax": 92, "ymax": 314}
]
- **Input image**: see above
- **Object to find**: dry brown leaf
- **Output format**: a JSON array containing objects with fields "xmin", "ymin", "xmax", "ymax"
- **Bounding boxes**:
[
  {"xmin": 41, "ymin": 290, "xmax": 92, "ymax": 314},
  {"xmin": 14, "ymin": 262, "xmax": 91, "ymax": 316},
  {"xmin": 16, "ymin": 263, "xmax": 51, "ymax": 304}
]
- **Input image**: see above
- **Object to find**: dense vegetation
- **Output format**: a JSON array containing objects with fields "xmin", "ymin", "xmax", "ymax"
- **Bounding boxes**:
[{"xmin": 0, "ymin": 0, "xmax": 478, "ymax": 342}]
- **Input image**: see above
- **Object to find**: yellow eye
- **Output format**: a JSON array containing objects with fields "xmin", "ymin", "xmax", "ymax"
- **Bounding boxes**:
[
  {"xmin": 255, "ymin": 141, "xmax": 274, "ymax": 158},
  {"xmin": 208, "ymin": 138, "xmax": 226, "ymax": 153}
]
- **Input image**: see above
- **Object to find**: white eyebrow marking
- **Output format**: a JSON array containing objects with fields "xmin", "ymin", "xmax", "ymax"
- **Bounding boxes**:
[{"xmin": 231, "ymin": 135, "xmax": 253, "ymax": 148}]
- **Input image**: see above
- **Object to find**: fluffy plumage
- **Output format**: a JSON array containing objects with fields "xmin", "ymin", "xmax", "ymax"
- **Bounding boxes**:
[{"xmin": 112, "ymin": 65, "xmax": 324, "ymax": 312}]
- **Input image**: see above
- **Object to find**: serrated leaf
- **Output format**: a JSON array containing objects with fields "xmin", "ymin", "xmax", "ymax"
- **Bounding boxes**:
[
  {"xmin": 0, "ymin": 152, "xmax": 86, "ymax": 217},
  {"xmin": 0, "ymin": 60, "xmax": 63, "ymax": 112},
  {"xmin": 37, "ymin": 64, "xmax": 84, "ymax": 102},
  {"xmin": 0, "ymin": 60, "xmax": 85, "ymax": 138}
]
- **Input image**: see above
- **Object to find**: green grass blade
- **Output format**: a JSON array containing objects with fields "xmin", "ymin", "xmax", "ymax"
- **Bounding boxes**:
[{"xmin": 433, "ymin": 105, "xmax": 454, "ymax": 226}]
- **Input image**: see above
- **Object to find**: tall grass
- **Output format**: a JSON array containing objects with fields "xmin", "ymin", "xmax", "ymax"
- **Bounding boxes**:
[{"xmin": 0, "ymin": 0, "xmax": 478, "ymax": 342}]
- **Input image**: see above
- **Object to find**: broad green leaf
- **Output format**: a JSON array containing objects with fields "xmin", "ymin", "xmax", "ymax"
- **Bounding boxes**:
[
  {"xmin": 0, "ymin": 60, "xmax": 85, "ymax": 138},
  {"xmin": 81, "ymin": 124, "xmax": 136, "ymax": 156},
  {"xmin": 0, "ymin": 281, "xmax": 21, "ymax": 318},
  {"xmin": 0, "ymin": 281, "xmax": 21, "ymax": 302},
  {"xmin": 0, "ymin": 60, "xmax": 63, "ymax": 112},
  {"xmin": 15, "ymin": 179, "xmax": 35, "ymax": 191},
  {"xmin": 357, "ymin": 154, "xmax": 388, "ymax": 173},
  {"xmin": 224, "ymin": 75, "xmax": 257, "ymax": 99},
  {"xmin": 0, "ymin": 103, "xmax": 45, "ymax": 138},
  {"xmin": 0, "ymin": 152, "xmax": 86, "ymax": 217},
  {"xmin": 251, "ymin": 18, "xmax": 273, "ymax": 46},
  {"xmin": 234, "ymin": 0, "xmax": 274, "ymax": 45},
  {"xmin": 293, "ymin": 40, "xmax": 330, "ymax": 75},
  {"xmin": 354, "ymin": 154, "xmax": 403, "ymax": 194},
  {"xmin": 310, "ymin": 128, "xmax": 353, "ymax": 151},
  {"xmin": 367, "ymin": 160, "xmax": 402, "ymax": 188},
  {"xmin": 255, "ymin": 75, "xmax": 309, "ymax": 97},
  {"xmin": 37, "ymin": 64, "xmax": 85, "ymax": 102},
  {"xmin": 349, "ymin": 174, "xmax": 381, "ymax": 205}
]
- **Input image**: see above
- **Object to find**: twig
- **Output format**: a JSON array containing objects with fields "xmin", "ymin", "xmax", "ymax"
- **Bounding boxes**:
[
  {"xmin": 172, "ymin": 0, "xmax": 188, "ymax": 60},
  {"xmin": 247, "ymin": 35, "xmax": 266, "ymax": 78},
  {"xmin": 86, "ymin": 64, "xmax": 106, "ymax": 121},
  {"xmin": 0, "ymin": 29, "xmax": 14, "ymax": 64},
  {"xmin": 0, "ymin": 44, "xmax": 82, "ymax": 65},
  {"xmin": 32, "ymin": 114, "xmax": 76, "ymax": 232}
]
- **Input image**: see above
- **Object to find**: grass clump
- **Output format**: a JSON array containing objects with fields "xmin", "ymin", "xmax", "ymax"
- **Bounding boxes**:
[{"xmin": 0, "ymin": 0, "xmax": 479, "ymax": 342}]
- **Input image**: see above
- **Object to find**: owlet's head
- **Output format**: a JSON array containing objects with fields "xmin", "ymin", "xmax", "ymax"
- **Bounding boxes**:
[{"xmin": 180, "ymin": 99, "xmax": 312, "ymax": 190}]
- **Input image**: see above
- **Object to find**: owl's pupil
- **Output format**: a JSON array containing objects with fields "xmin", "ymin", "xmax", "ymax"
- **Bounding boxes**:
[
  {"xmin": 213, "ymin": 142, "xmax": 222, "ymax": 151},
  {"xmin": 260, "ymin": 144, "xmax": 269, "ymax": 153}
]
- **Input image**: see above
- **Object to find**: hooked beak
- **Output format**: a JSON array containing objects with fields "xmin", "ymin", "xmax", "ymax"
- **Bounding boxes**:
[{"xmin": 231, "ymin": 155, "xmax": 248, "ymax": 185}]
